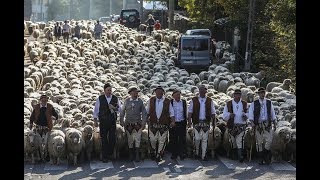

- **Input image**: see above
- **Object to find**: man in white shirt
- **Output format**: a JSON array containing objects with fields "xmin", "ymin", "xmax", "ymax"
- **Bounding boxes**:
[
  {"xmin": 248, "ymin": 87, "xmax": 277, "ymax": 165},
  {"xmin": 62, "ymin": 20, "xmax": 71, "ymax": 43},
  {"xmin": 222, "ymin": 89, "xmax": 249, "ymax": 163},
  {"xmin": 187, "ymin": 84, "xmax": 216, "ymax": 161},
  {"xmin": 93, "ymin": 83, "xmax": 122, "ymax": 163},
  {"xmin": 146, "ymin": 86, "xmax": 175, "ymax": 162},
  {"xmin": 169, "ymin": 89, "xmax": 187, "ymax": 160}
]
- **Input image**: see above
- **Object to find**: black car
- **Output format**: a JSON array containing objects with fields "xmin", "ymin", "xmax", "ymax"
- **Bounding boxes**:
[{"xmin": 120, "ymin": 9, "xmax": 140, "ymax": 29}]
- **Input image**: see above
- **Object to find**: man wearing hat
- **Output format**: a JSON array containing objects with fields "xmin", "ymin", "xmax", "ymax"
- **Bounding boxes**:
[
  {"xmin": 222, "ymin": 89, "xmax": 249, "ymax": 162},
  {"xmin": 146, "ymin": 86, "xmax": 175, "ymax": 162},
  {"xmin": 30, "ymin": 94, "xmax": 59, "ymax": 134},
  {"xmin": 119, "ymin": 86, "xmax": 148, "ymax": 162},
  {"xmin": 145, "ymin": 14, "xmax": 155, "ymax": 35},
  {"xmin": 248, "ymin": 87, "xmax": 277, "ymax": 165},
  {"xmin": 93, "ymin": 83, "xmax": 122, "ymax": 163},
  {"xmin": 169, "ymin": 89, "xmax": 188, "ymax": 160},
  {"xmin": 187, "ymin": 84, "xmax": 216, "ymax": 161}
]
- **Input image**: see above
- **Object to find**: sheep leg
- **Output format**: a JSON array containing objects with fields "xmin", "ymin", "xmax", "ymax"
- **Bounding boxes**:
[
  {"xmin": 49, "ymin": 155, "xmax": 53, "ymax": 165},
  {"xmin": 113, "ymin": 147, "xmax": 117, "ymax": 160},
  {"xmin": 57, "ymin": 157, "xmax": 60, "ymax": 165},
  {"xmin": 31, "ymin": 153, "xmax": 35, "ymax": 164},
  {"xmin": 249, "ymin": 144, "xmax": 252, "ymax": 162},
  {"xmin": 73, "ymin": 154, "xmax": 77, "ymax": 166},
  {"xmin": 211, "ymin": 150, "xmax": 215, "ymax": 160},
  {"xmin": 87, "ymin": 151, "xmax": 91, "ymax": 162}
]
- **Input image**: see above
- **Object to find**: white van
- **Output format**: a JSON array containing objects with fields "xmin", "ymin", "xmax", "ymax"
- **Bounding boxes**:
[{"xmin": 176, "ymin": 35, "xmax": 213, "ymax": 69}]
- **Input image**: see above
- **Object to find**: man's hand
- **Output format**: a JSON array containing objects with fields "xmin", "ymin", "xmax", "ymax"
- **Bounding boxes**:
[
  {"xmin": 170, "ymin": 121, "xmax": 176, "ymax": 128},
  {"xmin": 187, "ymin": 121, "xmax": 192, "ymax": 128},
  {"xmin": 108, "ymin": 104, "xmax": 117, "ymax": 110},
  {"xmin": 230, "ymin": 113, "xmax": 235, "ymax": 118},
  {"xmin": 94, "ymin": 118, "xmax": 98, "ymax": 127}
]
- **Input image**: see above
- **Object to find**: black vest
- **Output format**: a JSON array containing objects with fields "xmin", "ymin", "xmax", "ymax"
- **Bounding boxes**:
[
  {"xmin": 171, "ymin": 99, "xmax": 187, "ymax": 121},
  {"xmin": 98, "ymin": 95, "xmax": 119, "ymax": 121},
  {"xmin": 38, "ymin": 107, "xmax": 48, "ymax": 126},
  {"xmin": 253, "ymin": 99, "xmax": 272, "ymax": 125}
]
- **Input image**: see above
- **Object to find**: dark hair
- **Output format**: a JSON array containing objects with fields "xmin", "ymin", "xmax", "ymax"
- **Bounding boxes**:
[{"xmin": 104, "ymin": 83, "xmax": 112, "ymax": 90}]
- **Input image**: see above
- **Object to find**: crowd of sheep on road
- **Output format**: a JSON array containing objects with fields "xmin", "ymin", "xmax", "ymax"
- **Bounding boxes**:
[{"xmin": 24, "ymin": 20, "xmax": 296, "ymax": 166}]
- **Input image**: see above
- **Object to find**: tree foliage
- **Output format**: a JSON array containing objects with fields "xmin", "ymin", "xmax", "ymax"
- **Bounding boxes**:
[{"xmin": 179, "ymin": 0, "xmax": 296, "ymax": 87}]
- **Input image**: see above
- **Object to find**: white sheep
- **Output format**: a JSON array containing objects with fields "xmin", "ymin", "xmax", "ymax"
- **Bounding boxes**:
[
  {"xmin": 65, "ymin": 128, "xmax": 85, "ymax": 165},
  {"xmin": 270, "ymin": 126, "xmax": 292, "ymax": 162},
  {"xmin": 48, "ymin": 130, "xmax": 66, "ymax": 165}
]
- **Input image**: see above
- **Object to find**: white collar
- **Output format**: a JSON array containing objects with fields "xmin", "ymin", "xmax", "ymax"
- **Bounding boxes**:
[
  {"xmin": 105, "ymin": 95, "xmax": 112, "ymax": 99},
  {"xmin": 130, "ymin": 97, "xmax": 139, "ymax": 101},
  {"xmin": 259, "ymin": 98, "xmax": 265, "ymax": 103},
  {"xmin": 156, "ymin": 96, "xmax": 164, "ymax": 101},
  {"xmin": 198, "ymin": 96, "xmax": 206, "ymax": 100},
  {"xmin": 40, "ymin": 103, "xmax": 47, "ymax": 108},
  {"xmin": 173, "ymin": 99, "xmax": 182, "ymax": 103},
  {"xmin": 233, "ymin": 99, "xmax": 242, "ymax": 104}
]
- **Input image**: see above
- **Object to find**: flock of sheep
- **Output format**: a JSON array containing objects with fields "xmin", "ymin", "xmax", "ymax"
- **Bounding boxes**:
[{"xmin": 24, "ymin": 20, "xmax": 296, "ymax": 166}]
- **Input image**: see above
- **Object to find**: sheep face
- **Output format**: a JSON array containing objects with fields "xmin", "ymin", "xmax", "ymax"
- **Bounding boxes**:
[
  {"xmin": 52, "ymin": 136, "xmax": 65, "ymax": 154},
  {"xmin": 278, "ymin": 127, "xmax": 292, "ymax": 144}
]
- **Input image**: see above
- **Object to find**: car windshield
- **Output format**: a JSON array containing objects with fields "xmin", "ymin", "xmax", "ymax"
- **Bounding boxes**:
[
  {"xmin": 191, "ymin": 31, "xmax": 211, "ymax": 36},
  {"xmin": 121, "ymin": 11, "xmax": 138, "ymax": 18},
  {"xmin": 182, "ymin": 39, "xmax": 209, "ymax": 51}
]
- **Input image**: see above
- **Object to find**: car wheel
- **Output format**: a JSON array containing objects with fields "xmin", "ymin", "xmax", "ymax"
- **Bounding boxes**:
[{"xmin": 128, "ymin": 15, "xmax": 136, "ymax": 23}]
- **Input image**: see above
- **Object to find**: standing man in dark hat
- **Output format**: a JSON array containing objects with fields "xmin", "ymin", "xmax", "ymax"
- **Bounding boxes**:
[
  {"xmin": 222, "ymin": 89, "xmax": 249, "ymax": 162},
  {"xmin": 169, "ymin": 89, "xmax": 188, "ymax": 160},
  {"xmin": 30, "ymin": 94, "xmax": 59, "ymax": 135},
  {"xmin": 146, "ymin": 86, "xmax": 175, "ymax": 162},
  {"xmin": 187, "ymin": 84, "xmax": 216, "ymax": 161},
  {"xmin": 120, "ymin": 86, "xmax": 148, "ymax": 162},
  {"xmin": 93, "ymin": 83, "xmax": 122, "ymax": 163},
  {"xmin": 248, "ymin": 87, "xmax": 277, "ymax": 165}
]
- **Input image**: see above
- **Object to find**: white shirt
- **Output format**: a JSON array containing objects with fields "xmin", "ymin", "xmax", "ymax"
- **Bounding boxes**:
[
  {"xmin": 172, "ymin": 99, "xmax": 186, "ymax": 122},
  {"xmin": 146, "ymin": 97, "xmax": 174, "ymax": 119},
  {"xmin": 188, "ymin": 96, "xmax": 216, "ymax": 120},
  {"xmin": 62, "ymin": 23, "xmax": 71, "ymax": 33},
  {"xmin": 248, "ymin": 98, "xmax": 276, "ymax": 123},
  {"xmin": 222, "ymin": 99, "xmax": 249, "ymax": 124},
  {"xmin": 93, "ymin": 95, "xmax": 122, "ymax": 120},
  {"xmin": 40, "ymin": 103, "xmax": 47, "ymax": 108}
]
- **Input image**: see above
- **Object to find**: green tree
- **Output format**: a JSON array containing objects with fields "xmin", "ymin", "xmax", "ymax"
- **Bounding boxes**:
[
  {"xmin": 179, "ymin": 0, "xmax": 296, "ymax": 88},
  {"xmin": 47, "ymin": 0, "xmax": 69, "ymax": 20}
]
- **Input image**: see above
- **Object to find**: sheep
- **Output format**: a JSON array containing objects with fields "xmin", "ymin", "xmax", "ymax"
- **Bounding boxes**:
[
  {"xmin": 82, "ymin": 125, "xmax": 94, "ymax": 162},
  {"xmin": 243, "ymin": 126, "xmax": 256, "ymax": 162},
  {"xmin": 284, "ymin": 129, "xmax": 296, "ymax": 163},
  {"xmin": 140, "ymin": 128, "xmax": 150, "ymax": 160},
  {"xmin": 240, "ymin": 87, "xmax": 255, "ymax": 103},
  {"xmin": 93, "ymin": 128, "xmax": 102, "ymax": 160},
  {"xmin": 186, "ymin": 127, "xmax": 194, "ymax": 158},
  {"xmin": 270, "ymin": 126, "xmax": 292, "ymax": 162},
  {"xmin": 207, "ymin": 126, "xmax": 222, "ymax": 159},
  {"xmin": 48, "ymin": 130, "xmax": 66, "ymax": 165},
  {"xmin": 24, "ymin": 128, "xmax": 42, "ymax": 164},
  {"xmin": 65, "ymin": 128, "xmax": 85, "ymax": 165},
  {"xmin": 113, "ymin": 124, "xmax": 127, "ymax": 160},
  {"xmin": 290, "ymin": 118, "xmax": 296, "ymax": 129},
  {"xmin": 222, "ymin": 128, "xmax": 232, "ymax": 158}
]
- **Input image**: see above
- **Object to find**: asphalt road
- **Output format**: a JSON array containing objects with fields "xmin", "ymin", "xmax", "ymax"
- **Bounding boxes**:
[{"xmin": 24, "ymin": 153, "xmax": 296, "ymax": 180}]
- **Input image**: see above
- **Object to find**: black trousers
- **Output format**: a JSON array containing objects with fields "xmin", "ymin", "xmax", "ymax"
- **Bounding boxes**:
[
  {"xmin": 170, "ymin": 121, "xmax": 187, "ymax": 156},
  {"xmin": 99, "ymin": 117, "xmax": 116, "ymax": 159}
]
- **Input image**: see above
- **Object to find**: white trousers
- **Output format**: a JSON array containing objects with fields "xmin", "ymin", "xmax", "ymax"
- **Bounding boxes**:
[
  {"xmin": 194, "ymin": 128, "xmax": 209, "ymax": 159},
  {"xmin": 149, "ymin": 130, "xmax": 168, "ymax": 155},
  {"xmin": 229, "ymin": 130, "xmax": 246, "ymax": 149},
  {"xmin": 126, "ymin": 128, "xmax": 142, "ymax": 148},
  {"xmin": 255, "ymin": 124, "xmax": 274, "ymax": 152}
]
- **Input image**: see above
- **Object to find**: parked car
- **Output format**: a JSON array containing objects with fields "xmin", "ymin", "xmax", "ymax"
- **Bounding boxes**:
[
  {"xmin": 120, "ymin": 9, "xmax": 140, "ymax": 29},
  {"xmin": 176, "ymin": 35, "xmax": 213, "ymax": 70}
]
